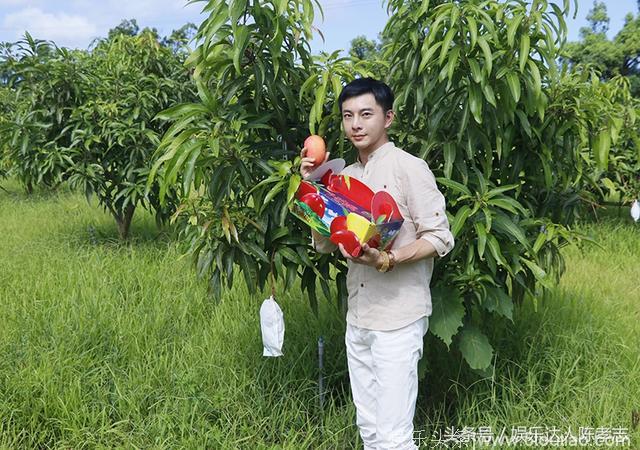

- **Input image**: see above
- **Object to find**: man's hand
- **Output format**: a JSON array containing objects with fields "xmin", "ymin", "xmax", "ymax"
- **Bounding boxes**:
[
  {"xmin": 300, "ymin": 147, "xmax": 330, "ymax": 179},
  {"xmin": 338, "ymin": 242, "xmax": 382, "ymax": 268}
]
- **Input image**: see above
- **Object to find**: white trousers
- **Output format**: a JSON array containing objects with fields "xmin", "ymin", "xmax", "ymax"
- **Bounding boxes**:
[{"xmin": 346, "ymin": 317, "xmax": 428, "ymax": 450}]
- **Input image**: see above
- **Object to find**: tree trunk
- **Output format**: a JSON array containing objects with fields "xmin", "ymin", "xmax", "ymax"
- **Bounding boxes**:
[{"xmin": 115, "ymin": 204, "xmax": 136, "ymax": 240}]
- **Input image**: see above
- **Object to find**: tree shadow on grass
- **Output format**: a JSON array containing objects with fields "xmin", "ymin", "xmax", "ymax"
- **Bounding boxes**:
[
  {"xmin": 0, "ymin": 180, "xmax": 73, "ymax": 202},
  {"xmin": 62, "ymin": 213, "xmax": 177, "ymax": 251}
]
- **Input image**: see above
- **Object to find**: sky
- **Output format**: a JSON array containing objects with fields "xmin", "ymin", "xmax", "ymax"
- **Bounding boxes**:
[{"xmin": 0, "ymin": 0, "xmax": 637, "ymax": 54}]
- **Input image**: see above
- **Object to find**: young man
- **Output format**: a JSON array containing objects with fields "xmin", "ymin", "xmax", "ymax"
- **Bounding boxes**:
[{"xmin": 300, "ymin": 78, "xmax": 454, "ymax": 450}]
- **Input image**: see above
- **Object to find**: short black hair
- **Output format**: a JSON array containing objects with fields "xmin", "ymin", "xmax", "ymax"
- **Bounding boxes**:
[{"xmin": 338, "ymin": 77, "xmax": 394, "ymax": 113}]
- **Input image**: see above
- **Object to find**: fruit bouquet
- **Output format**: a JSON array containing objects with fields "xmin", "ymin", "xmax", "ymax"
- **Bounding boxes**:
[{"xmin": 292, "ymin": 138, "xmax": 404, "ymax": 257}]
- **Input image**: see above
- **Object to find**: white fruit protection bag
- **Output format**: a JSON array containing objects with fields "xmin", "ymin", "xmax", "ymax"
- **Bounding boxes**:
[{"xmin": 259, "ymin": 296, "xmax": 284, "ymax": 357}]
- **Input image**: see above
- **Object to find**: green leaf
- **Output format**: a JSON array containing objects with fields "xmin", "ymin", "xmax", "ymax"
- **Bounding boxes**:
[
  {"xmin": 527, "ymin": 60, "xmax": 541, "ymax": 99},
  {"xmin": 507, "ymin": 15, "xmax": 523, "ymax": 47},
  {"xmin": 467, "ymin": 15, "xmax": 478, "ymax": 48},
  {"xmin": 261, "ymin": 180, "xmax": 286, "ymax": 211},
  {"xmin": 593, "ymin": 130, "xmax": 611, "ymax": 170},
  {"xmin": 482, "ymin": 83, "xmax": 496, "ymax": 107},
  {"xmin": 487, "ymin": 197, "xmax": 525, "ymax": 215},
  {"xmin": 233, "ymin": 25, "xmax": 250, "ymax": 75},
  {"xmin": 532, "ymin": 230, "xmax": 547, "ymax": 254},
  {"xmin": 418, "ymin": 0, "xmax": 430, "ymax": 15},
  {"xmin": 279, "ymin": 247, "xmax": 303, "ymax": 265},
  {"xmin": 182, "ymin": 144, "xmax": 202, "ymax": 193},
  {"xmin": 439, "ymin": 27, "xmax": 457, "ymax": 66},
  {"xmin": 492, "ymin": 213, "xmax": 530, "ymax": 251},
  {"xmin": 468, "ymin": 58, "xmax": 482, "ymax": 84},
  {"xmin": 458, "ymin": 324, "xmax": 494, "ymax": 370},
  {"xmin": 244, "ymin": 241, "xmax": 270, "ymax": 263},
  {"xmin": 521, "ymin": 257, "xmax": 553, "ymax": 289},
  {"xmin": 443, "ymin": 142, "xmax": 456, "ymax": 178},
  {"xmin": 436, "ymin": 177, "xmax": 472, "ymax": 196},
  {"xmin": 486, "ymin": 234, "xmax": 507, "ymax": 268},
  {"xmin": 429, "ymin": 286, "xmax": 464, "ymax": 348},
  {"xmin": 445, "ymin": 46, "xmax": 460, "ymax": 82},
  {"xmin": 477, "ymin": 36, "xmax": 492, "ymax": 76},
  {"xmin": 287, "ymin": 174, "xmax": 301, "ymax": 204},
  {"xmin": 474, "ymin": 221, "xmax": 487, "ymax": 259},
  {"xmin": 229, "ymin": 0, "xmax": 247, "ymax": 25},
  {"xmin": 515, "ymin": 109, "xmax": 531, "ymax": 138},
  {"xmin": 601, "ymin": 177, "xmax": 617, "ymax": 195},
  {"xmin": 418, "ymin": 41, "xmax": 443, "ymax": 74},
  {"xmin": 468, "ymin": 83, "xmax": 483, "ymax": 124},
  {"xmin": 505, "ymin": 72, "xmax": 521, "ymax": 103},
  {"xmin": 451, "ymin": 204, "xmax": 471, "ymax": 237},
  {"xmin": 518, "ymin": 34, "xmax": 529, "ymax": 72}
]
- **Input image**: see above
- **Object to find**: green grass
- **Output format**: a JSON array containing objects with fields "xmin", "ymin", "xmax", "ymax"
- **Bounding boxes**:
[{"xmin": 1, "ymin": 181, "xmax": 638, "ymax": 448}]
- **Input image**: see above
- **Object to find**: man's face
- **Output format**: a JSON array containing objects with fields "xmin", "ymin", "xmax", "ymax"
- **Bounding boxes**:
[{"xmin": 341, "ymin": 93, "xmax": 394, "ymax": 154}]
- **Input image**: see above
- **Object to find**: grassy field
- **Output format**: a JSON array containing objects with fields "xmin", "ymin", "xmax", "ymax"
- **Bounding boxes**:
[{"xmin": 1, "ymin": 181, "xmax": 638, "ymax": 449}]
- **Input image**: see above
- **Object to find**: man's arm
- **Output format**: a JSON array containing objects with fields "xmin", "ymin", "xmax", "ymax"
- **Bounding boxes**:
[
  {"xmin": 389, "ymin": 238, "xmax": 437, "ymax": 264},
  {"xmin": 402, "ymin": 158, "xmax": 454, "ymax": 259}
]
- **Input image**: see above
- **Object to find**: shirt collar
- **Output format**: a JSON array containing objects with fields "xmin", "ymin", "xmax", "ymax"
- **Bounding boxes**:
[{"xmin": 356, "ymin": 141, "xmax": 395, "ymax": 166}]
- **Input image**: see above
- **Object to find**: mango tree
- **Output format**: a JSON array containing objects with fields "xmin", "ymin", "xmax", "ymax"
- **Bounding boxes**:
[
  {"xmin": 0, "ymin": 34, "xmax": 85, "ymax": 193},
  {"xmin": 0, "ymin": 85, "xmax": 12, "ymax": 184},
  {"xmin": 149, "ymin": 0, "xmax": 376, "ymax": 307},
  {"xmin": 64, "ymin": 31, "xmax": 195, "ymax": 239},
  {"xmin": 545, "ymin": 70, "xmax": 639, "ymax": 214}
]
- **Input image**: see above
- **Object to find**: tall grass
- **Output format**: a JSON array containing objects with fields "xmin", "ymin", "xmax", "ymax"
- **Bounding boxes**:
[{"xmin": 1, "ymin": 183, "xmax": 638, "ymax": 448}]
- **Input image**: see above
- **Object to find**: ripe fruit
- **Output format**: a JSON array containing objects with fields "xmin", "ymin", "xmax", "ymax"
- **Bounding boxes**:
[
  {"xmin": 300, "ymin": 193, "xmax": 325, "ymax": 218},
  {"xmin": 304, "ymin": 135, "xmax": 326, "ymax": 166}
]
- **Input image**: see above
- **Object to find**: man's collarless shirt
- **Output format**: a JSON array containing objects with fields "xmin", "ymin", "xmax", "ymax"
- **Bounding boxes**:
[{"xmin": 313, "ymin": 141, "xmax": 454, "ymax": 331}]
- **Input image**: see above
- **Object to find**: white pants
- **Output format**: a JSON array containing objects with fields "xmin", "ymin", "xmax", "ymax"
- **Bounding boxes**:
[{"xmin": 346, "ymin": 317, "xmax": 428, "ymax": 450}]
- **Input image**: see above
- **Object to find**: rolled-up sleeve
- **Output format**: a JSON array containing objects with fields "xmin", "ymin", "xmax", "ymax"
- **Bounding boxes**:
[
  {"xmin": 401, "ymin": 158, "xmax": 454, "ymax": 258},
  {"xmin": 311, "ymin": 232, "xmax": 338, "ymax": 254}
]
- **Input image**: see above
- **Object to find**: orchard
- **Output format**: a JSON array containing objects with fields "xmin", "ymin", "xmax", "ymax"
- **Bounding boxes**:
[{"xmin": 0, "ymin": 1, "xmax": 638, "ymax": 448}]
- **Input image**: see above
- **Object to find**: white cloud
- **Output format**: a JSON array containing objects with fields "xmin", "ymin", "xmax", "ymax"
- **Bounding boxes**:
[
  {"xmin": 0, "ymin": 0, "xmax": 29, "ymax": 6},
  {"xmin": 2, "ymin": 7, "xmax": 98, "ymax": 48}
]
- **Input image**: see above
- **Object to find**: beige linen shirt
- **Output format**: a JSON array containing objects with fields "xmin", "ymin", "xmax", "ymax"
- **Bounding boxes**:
[{"xmin": 312, "ymin": 141, "xmax": 454, "ymax": 331}]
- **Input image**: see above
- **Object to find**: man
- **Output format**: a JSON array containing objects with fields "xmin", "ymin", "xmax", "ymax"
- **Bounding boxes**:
[{"xmin": 300, "ymin": 78, "xmax": 454, "ymax": 450}]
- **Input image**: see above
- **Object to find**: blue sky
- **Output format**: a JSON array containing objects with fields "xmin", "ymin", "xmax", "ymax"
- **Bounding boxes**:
[{"xmin": 0, "ymin": 0, "xmax": 637, "ymax": 53}]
